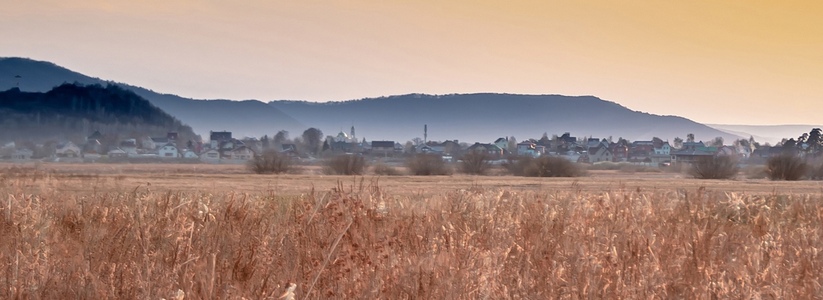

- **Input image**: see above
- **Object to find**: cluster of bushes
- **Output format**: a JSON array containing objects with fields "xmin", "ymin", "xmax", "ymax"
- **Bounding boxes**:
[
  {"xmin": 587, "ymin": 162, "xmax": 663, "ymax": 173},
  {"xmin": 324, "ymin": 154, "xmax": 368, "ymax": 175},
  {"xmin": 689, "ymin": 156, "xmax": 740, "ymax": 179},
  {"xmin": 504, "ymin": 155, "xmax": 584, "ymax": 177},
  {"xmin": 459, "ymin": 151, "xmax": 493, "ymax": 175},
  {"xmin": 247, "ymin": 151, "xmax": 823, "ymax": 182},
  {"xmin": 247, "ymin": 151, "xmax": 293, "ymax": 174},
  {"xmin": 406, "ymin": 153, "xmax": 452, "ymax": 175},
  {"xmin": 248, "ymin": 152, "xmax": 597, "ymax": 178},
  {"xmin": 689, "ymin": 154, "xmax": 823, "ymax": 181},
  {"xmin": 763, "ymin": 155, "xmax": 823, "ymax": 181}
]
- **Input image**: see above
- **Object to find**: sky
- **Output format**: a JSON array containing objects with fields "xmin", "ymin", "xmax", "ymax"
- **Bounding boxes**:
[{"xmin": 2, "ymin": 1, "xmax": 822, "ymax": 125}]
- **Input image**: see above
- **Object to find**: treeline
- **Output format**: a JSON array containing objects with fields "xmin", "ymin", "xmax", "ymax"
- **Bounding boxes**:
[{"xmin": 0, "ymin": 84, "xmax": 198, "ymax": 142}]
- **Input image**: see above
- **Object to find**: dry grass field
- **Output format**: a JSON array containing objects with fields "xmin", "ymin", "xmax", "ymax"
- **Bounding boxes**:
[{"xmin": 2, "ymin": 162, "xmax": 822, "ymax": 298}]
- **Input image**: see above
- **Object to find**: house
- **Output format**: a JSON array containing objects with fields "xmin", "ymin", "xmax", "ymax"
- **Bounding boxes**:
[
  {"xmin": 83, "ymin": 139, "xmax": 103, "ymax": 155},
  {"xmin": 209, "ymin": 131, "xmax": 232, "ymax": 148},
  {"xmin": 680, "ymin": 142, "xmax": 706, "ymax": 150},
  {"xmin": 749, "ymin": 146, "xmax": 799, "ymax": 163},
  {"xmin": 181, "ymin": 149, "xmax": 199, "ymax": 159},
  {"xmin": 653, "ymin": 142, "xmax": 671, "ymax": 155},
  {"xmin": 140, "ymin": 136, "xmax": 156, "ymax": 151},
  {"xmin": 416, "ymin": 144, "xmax": 438, "ymax": 154},
  {"xmin": 371, "ymin": 141, "xmax": 396, "ymax": 156},
  {"xmin": 151, "ymin": 137, "xmax": 170, "ymax": 147},
  {"xmin": 558, "ymin": 133, "xmax": 577, "ymax": 145},
  {"xmin": 629, "ymin": 141, "xmax": 655, "ymax": 161},
  {"xmin": 671, "ymin": 146, "xmax": 718, "ymax": 164},
  {"xmin": 87, "ymin": 130, "xmax": 103, "ymax": 141},
  {"xmin": 10, "ymin": 149, "xmax": 33, "ymax": 160},
  {"xmin": 493, "ymin": 137, "xmax": 509, "ymax": 152},
  {"xmin": 330, "ymin": 141, "xmax": 360, "ymax": 153},
  {"xmin": 558, "ymin": 151, "xmax": 582, "ymax": 163},
  {"xmin": 586, "ymin": 144, "xmax": 613, "ymax": 163},
  {"xmin": 108, "ymin": 148, "xmax": 128, "ymax": 158},
  {"xmin": 610, "ymin": 142, "xmax": 629, "ymax": 162},
  {"xmin": 586, "ymin": 138, "xmax": 604, "ymax": 149},
  {"xmin": 200, "ymin": 149, "xmax": 220, "ymax": 161},
  {"xmin": 227, "ymin": 146, "xmax": 255, "ymax": 160},
  {"xmin": 55, "ymin": 141, "xmax": 82, "ymax": 158},
  {"xmin": 648, "ymin": 142, "xmax": 673, "ymax": 164},
  {"xmin": 158, "ymin": 143, "xmax": 180, "ymax": 158},
  {"xmin": 119, "ymin": 139, "xmax": 139, "ymax": 156},
  {"xmin": 467, "ymin": 143, "xmax": 504, "ymax": 158},
  {"xmin": 280, "ymin": 144, "xmax": 298, "ymax": 156},
  {"xmin": 421, "ymin": 140, "xmax": 461, "ymax": 155},
  {"xmin": 517, "ymin": 141, "xmax": 540, "ymax": 157}
]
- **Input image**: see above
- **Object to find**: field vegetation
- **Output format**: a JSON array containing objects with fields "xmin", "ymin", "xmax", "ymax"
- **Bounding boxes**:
[{"xmin": 1, "ymin": 163, "xmax": 822, "ymax": 298}]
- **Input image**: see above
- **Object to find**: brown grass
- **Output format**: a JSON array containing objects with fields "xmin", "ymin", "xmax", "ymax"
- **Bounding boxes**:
[{"xmin": 1, "ymin": 163, "xmax": 823, "ymax": 298}]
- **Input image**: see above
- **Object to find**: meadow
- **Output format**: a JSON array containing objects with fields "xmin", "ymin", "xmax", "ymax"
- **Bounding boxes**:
[{"xmin": 1, "ymin": 162, "xmax": 822, "ymax": 298}]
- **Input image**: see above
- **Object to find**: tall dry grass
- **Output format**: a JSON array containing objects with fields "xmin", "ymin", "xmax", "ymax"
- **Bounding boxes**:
[{"xmin": 1, "ymin": 172, "xmax": 822, "ymax": 298}]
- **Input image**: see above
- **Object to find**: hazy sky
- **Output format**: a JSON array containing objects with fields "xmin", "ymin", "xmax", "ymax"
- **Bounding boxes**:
[{"xmin": 2, "ymin": 1, "xmax": 821, "ymax": 125}]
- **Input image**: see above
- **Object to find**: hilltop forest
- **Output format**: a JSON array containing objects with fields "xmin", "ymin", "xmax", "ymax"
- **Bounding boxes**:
[{"xmin": 0, "ymin": 83, "xmax": 198, "ymax": 143}]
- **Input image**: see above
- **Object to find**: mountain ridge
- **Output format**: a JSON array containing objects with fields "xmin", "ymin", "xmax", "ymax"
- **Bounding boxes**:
[
  {"xmin": 0, "ymin": 57, "xmax": 306, "ymax": 138},
  {"xmin": 269, "ymin": 93, "xmax": 742, "ymax": 142},
  {"xmin": 3, "ymin": 57, "xmax": 744, "ymax": 143}
]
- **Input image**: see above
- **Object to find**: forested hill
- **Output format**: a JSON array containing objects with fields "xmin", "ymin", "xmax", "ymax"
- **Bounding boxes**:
[
  {"xmin": 0, "ymin": 57, "xmax": 306, "ymax": 137},
  {"xmin": 0, "ymin": 84, "xmax": 198, "ymax": 142}
]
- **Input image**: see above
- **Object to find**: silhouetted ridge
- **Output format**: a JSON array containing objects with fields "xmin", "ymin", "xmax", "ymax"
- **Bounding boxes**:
[{"xmin": 0, "ymin": 83, "xmax": 197, "ymax": 141}]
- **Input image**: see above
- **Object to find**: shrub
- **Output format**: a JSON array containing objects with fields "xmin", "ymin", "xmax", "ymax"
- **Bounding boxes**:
[
  {"xmin": 525, "ymin": 155, "xmax": 584, "ymax": 177},
  {"xmin": 502, "ymin": 155, "xmax": 532, "ymax": 176},
  {"xmin": 325, "ymin": 154, "xmax": 367, "ymax": 175},
  {"xmin": 765, "ymin": 155, "xmax": 807, "ymax": 181},
  {"xmin": 505, "ymin": 155, "xmax": 583, "ymax": 177},
  {"xmin": 808, "ymin": 164, "xmax": 823, "ymax": 180},
  {"xmin": 742, "ymin": 164, "xmax": 768, "ymax": 179},
  {"xmin": 459, "ymin": 151, "xmax": 493, "ymax": 175},
  {"xmin": 406, "ymin": 153, "xmax": 451, "ymax": 175},
  {"xmin": 372, "ymin": 163, "xmax": 402, "ymax": 176},
  {"xmin": 689, "ymin": 155, "xmax": 739, "ymax": 179},
  {"xmin": 247, "ymin": 151, "xmax": 292, "ymax": 174}
]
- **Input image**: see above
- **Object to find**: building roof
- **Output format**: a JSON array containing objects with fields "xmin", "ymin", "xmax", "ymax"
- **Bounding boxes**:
[{"xmin": 371, "ymin": 141, "xmax": 395, "ymax": 148}]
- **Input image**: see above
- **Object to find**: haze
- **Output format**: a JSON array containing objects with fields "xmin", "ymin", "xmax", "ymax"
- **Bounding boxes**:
[{"xmin": 2, "ymin": 1, "xmax": 821, "ymax": 125}]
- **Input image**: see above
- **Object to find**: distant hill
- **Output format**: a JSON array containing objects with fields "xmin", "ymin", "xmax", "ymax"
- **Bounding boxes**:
[
  {"xmin": 0, "ymin": 84, "xmax": 196, "ymax": 142},
  {"xmin": 708, "ymin": 124, "xmax": 823, "ymax": 145},
  {"xmin": 1, "ymin": 57, "xmax": 743, "ymax": 143},
  {"xmin": 0, "ymin": 57, "xmax": 305, "ymax": 138},
  {"xmin": 270, "ymin": 94, "xmax": 743, "ymax": 143}
]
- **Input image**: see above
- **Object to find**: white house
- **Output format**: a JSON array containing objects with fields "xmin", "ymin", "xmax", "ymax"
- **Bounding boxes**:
[
  {"xmin": 10, "ymin": 149, "xmax": 33, "ymax": 160},
  {"xmin": 227, "ymin": 146, "xmax": 255, "ymax": 160},
  {"xmin": 158, "ymin": 143, "xmax": 180, "ymax": 158},
  {"xmin": 108, "ymin": 148, "xmax": 128, "ymax": 158},
  {"xmin": 200, "ymin": 149, "xmax": 220, "ymax": 162},
  {"xmin": 654, "ymin": 142, "xmax": 671, "ymax": 155},
  {"xmin": 56, "ymin": 141, "xmax": 82, "ymax": 158},
  {"xmin": 181, "ymin": 149, "xmax": 199, "ymax": 159}
]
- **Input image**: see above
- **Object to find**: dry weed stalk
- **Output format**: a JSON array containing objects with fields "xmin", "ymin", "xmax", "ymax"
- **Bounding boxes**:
[{"xmin": 0, "ymin": 173, "xmax": 821, "ymax": 298}]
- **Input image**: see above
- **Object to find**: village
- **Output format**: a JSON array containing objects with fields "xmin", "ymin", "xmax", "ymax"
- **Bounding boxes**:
[{"xmin": 0, "ymin": 125, "xmax": 811, "ymax": 166}]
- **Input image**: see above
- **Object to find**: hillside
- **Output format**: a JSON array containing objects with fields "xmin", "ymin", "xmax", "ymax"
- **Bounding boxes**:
[
  {"xmin": 707, "ymin": 124, "xmax": 823, "ymax": 145},
  {"xmin": 0, "ymin": 84, "xmax": 197, "ymax": 142},
  {"xmin": 2, "ymin": 57, "xmax": 743, "ymax": 143},
  {"xmin": 270, "ymin": 94, "xmax": 743, "ymax": 142},
  {"xmin": 0, "ymin": 57, "xmax": 305, "ymax": 137}
]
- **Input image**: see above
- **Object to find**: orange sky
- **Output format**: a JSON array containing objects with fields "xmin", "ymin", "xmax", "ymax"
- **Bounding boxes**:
[{"xmin": 2, "ymin": 1, "xmax": 821, "ymax": 125}]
